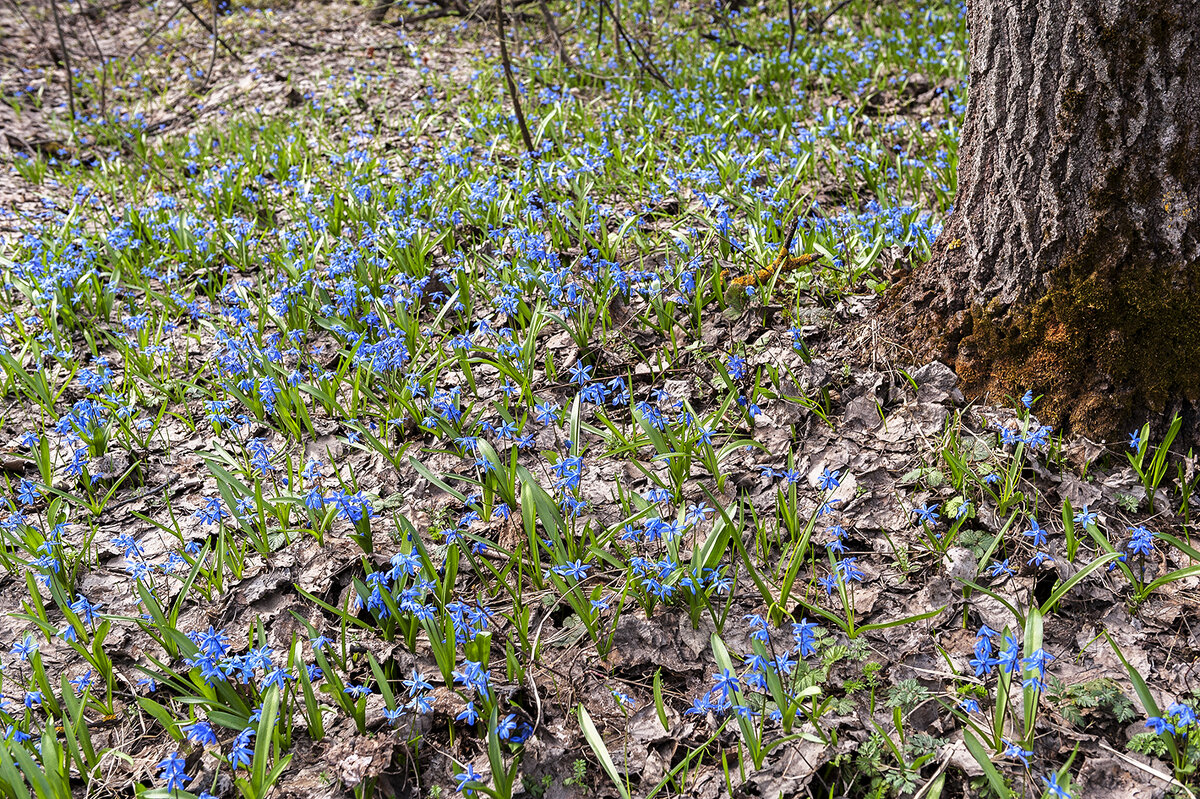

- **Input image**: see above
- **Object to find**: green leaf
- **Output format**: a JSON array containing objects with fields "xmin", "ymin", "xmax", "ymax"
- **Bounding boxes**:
[
  {"xmin": 1039, "ymin": 552, "xmax": 1121, "ymax": 614},
  {"xmin": 856, "ymin": 604, "xmax": 946, "ymax": 635},
  {"xmin": 954, "ymin": 578, "xmax": 1023, "ymax": 627},
  {"xmin": 137, "ymin": 696, "xmax": 184, "ymax": 741},
  {"xmin": 578, "ymin": 704, "xmax": 631, "ymax": 799},
  {"xmin": 652, "ymin": 669, "xmax": 669, "ymax": 732},
  {"xmin": 1105, "ymin": 631, "xmax": 1178, "ymax": 760},
  {"xmin": 251, "ymin": 687, "xmax": 281, "ymax": 792},
  {"xmin": 962, "ymin": 729, "xmax": 1012, "ymax": 798},
  {"xmin": 711, "ymin": 634, "xmax": 761, "ymax": 765}
]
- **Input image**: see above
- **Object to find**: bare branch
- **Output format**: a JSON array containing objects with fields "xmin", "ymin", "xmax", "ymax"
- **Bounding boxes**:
[
  {"xmin": 496, "ymin": 0, "xmax": 536, "ymax": 156},
  {"xmin": 48, "ymin": 0, "xmax": 76, "ymax": 134}
]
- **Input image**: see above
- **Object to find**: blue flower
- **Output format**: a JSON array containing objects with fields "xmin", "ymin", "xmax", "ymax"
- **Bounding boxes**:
[
  {"xmin": 1002, "ymin": 739, "xmax": 1033, "ymax": 767},
  {"xmin": 996, "ymin": 635, "xmax": 1022, "ymax": 674},
  {"xmin": 1023, "ymin": 517, "xmax": 1046, "ymax": 547},
  {"xmin": 454, "ymin": 764, "xmax": 485, "ymax": 796},
  {"xmin": 403, "ymin": 669, "xmax": 433, "ymax": 698},
  {"xmin": 1072, "ymin": 505, "xmax": 1097, "ymax": 526},
  {"xmin": 1168, "ymin": 702, "xmax": 1197, "ymax": 728},
  {"xmin": 911, "ymin": 503, "xmax": 939, "ymax": 525},
  {"xmin": 552, "ymin": 560, "xmax": 591, "ymax": 581},
  {"xmin": 836, "ymin": 557, "xmax": 865, "ymax": 583},
  {"xmin": 969, "ymin": 651, "xmax": 994, "ymax": 679},
  {"xmin": 1028, "ymin": 552, "xmax": 1053, "ymax": 567},
  {"xmin": 712, "ymin": 668, "xmax": 740, "ymax": 701},
  {"xmin": 534, "ymin": 401, "xmax": 560, "ymax": 425},
  {"xmin": 11, "ymin": 634, "xmax": 38, "ymax": 661},
  {"xmin": 1146, "ymin": 715, "xmax": 1176, "ymax": 735},
  {"xmin": 229, "ymin": 727, "xmax": 255, "ymax": 770},
  {"xmin": 1042, "ymin": 773, "xmax": 1071, "ymax": 798},
  {"xmin": 1127, "ymin": 525, "xmax": 1155, "ymax": 557},
  {"xmin": 988, "ymin": 559, "xmax": 1015, "ymax": 578},
  {"xmin": 817, "ymin": 468, "xmax": 841, "ymax": 491},
  {"xmin": 792, "ymin": 618, "xmax": 819, "ymax": 657},
  {"xmin": 456, "ymin": 701, "xmax": 479, "ymax": 726},
  {"xmin": 157, "ymin": 751, "xmax": 190, "ymax": 792},
  {"xmin": 183, "ymin": 720, "xmax": 218, "ymax": 746},
  {"xmin": 496, "ymin": 713, "xmax": 520, "ymax": 740},
  {"xmin": 568, "ymin": 361, "xmax": 593, "ymax": 385}
]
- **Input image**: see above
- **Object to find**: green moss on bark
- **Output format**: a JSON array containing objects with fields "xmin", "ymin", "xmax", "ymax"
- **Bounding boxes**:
[{"xmin": 954, "ymin": 232, "xmax": 1200, "ymax": 439}]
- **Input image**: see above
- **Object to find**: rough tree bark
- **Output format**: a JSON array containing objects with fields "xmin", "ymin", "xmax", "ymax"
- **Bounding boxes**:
[{"xmin": 885, "ymin": 0, "xmax": 1199, "ymax": 442}]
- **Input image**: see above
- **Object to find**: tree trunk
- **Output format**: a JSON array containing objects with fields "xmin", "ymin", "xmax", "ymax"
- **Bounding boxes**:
[{"xmin": 886, "ymin": 0, "xmax": 1200, "ymax": 443}]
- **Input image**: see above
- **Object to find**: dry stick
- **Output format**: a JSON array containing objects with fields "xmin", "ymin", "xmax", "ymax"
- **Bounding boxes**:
[
  {"xmin": 177, "ymin": 0, "xmax": 243, "ymax": 62},
  {"xmin": 706, "ymin": 13, "xmax": 758, "ymax": 53},
  {"xmin": 496, "ymin": 0, "xmax": 536, "ymax": 157},
  {"xmin": 3, "ymin": 0, "xmax": 38, "ymax": 39},
  {"xmin": 48, "ymin": 0, "xmax": 76, "ymax": 133},
  {"xmin": 609, "ymin": 0, "xmax": 624, "ymax": 67},
  {"xmin": 79, "ymin": 1, "xmax": 109, "ymax": 117},
  {"xmin": 599, "ymin": 0, "xmax": 670, "ymax": 87},
  {"xmin": 128, "ymin": 4, "xmax": 183, "ymax": 61},
  {"xmin": 537, "ymin": 0, "xmax": 572, "ymax": 67},
  {"xmin": 812, "ymin": 0, "xmax": 854, "ymax": 33},
  {"xmin": 786, "ymin": 0, "xmax": 797, "ymax": 55},
  {"xmin": 203, "ymin": 0, "xmax": 218, "ymax": 89}
]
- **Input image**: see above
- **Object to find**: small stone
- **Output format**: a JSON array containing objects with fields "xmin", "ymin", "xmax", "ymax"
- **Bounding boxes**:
[{"xmin": 943, "ymin": 546, "xmax": 977, "ymax": 582}]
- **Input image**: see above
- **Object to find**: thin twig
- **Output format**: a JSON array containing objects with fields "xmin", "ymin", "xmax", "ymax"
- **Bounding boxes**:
[
  {"xmin": 527, "ymin": 589, "xmax": 578, "ymax": 734},
  {"xmin": 48, "ymin": 0, "xmax": 76, "ymax": 133},
  {"xmin": 177, "ymin": 0, "xmax": 243, "ymax": 62},
  {"xmin": 786, "ymin": 0, "xmax": 796, "ymax": 54},
  {"xmin": 3, "ymin": 0, "xmax": 39, "ymax": 38},
  {"xmin": 811, "ymin": 0, "xmax": 854, "ymax": 34},
  {"xmin": 537, "ymin": 0, "xmax": 572, "ymax": 67},
  {"xmin": 100, "ymin": 474, "xmax": 181, "ymax": 517},
  {"xmin": 1097, "ymin": 741, "xmax": 1197, "ymax": 799},
  {"xmin": 496, "ymin": 0, "xmax": 536, "ymax": 156},
  {"xmin": 128, "ymin": 4, "xmax": 183, "ymax": 61},
  {"xmin": 204, "ymin": 0, "xmax": 218, "ymax": 88},
  {"xmin": 599, "ymin": 0, "xmax": 670, "ymax": 87},
  {"xmin": 701, "ymin": 31, "xmax": 759, "ymax": 53},
  {"xmin": 79, "ymin": 1, "xmax": 110, "ymax": 117},
  {"xmin": 909, "ymin": 751, "xmax": 950, "ymax": 799}
]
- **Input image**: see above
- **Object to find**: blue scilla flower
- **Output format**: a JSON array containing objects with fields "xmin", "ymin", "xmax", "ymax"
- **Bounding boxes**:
[
  {"xmin": 817, "ymin": 468, "xmax": 841, "ymax": 491},
  {"xmin": 183, "ymin": 720, "xmax": 218, "ymax": 746},
  {"xmin": 1042, "ymin": 773, "xmax": 1071, "ymax": 798},
  {"xmin": 229, "ymin": 727, "xmax": 255, "ymax": 770},
  {"xmin": 911, "ymin": 503, "xmax": 939, "ymax": 525},
  {"xmin": 1127, "ymin": 525, "xmax": 1155, "ymax": 557},
  {"xmin": 792, "ymin": 618, "xmax": 820, "ymax": 657},
  {"xmin": 157, "ymin": 751, "xmax": 190, "ymax": 792}
]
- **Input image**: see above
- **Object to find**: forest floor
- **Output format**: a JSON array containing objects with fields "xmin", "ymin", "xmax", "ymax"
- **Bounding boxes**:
[{"xmin": 0, "ymin": 1, "xmax": 1198, "ymax": 798}]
